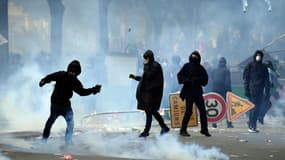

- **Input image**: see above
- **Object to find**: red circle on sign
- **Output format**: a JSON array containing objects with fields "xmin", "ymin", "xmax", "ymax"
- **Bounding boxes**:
[{"xmin": 203, "ymin": 92, "xmax": 227, "ymax": 123}]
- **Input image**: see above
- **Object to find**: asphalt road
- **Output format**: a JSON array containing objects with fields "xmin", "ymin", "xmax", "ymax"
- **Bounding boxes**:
[{"xmin": 0, "ymin": 117, "xmax": 284, "ymax": 160}]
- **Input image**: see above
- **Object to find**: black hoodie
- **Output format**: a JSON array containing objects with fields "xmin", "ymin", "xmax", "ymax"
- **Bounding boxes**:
[
  {"xmin": 40, "ymin": 60, "xmax": 93, "ymax": 105},
  {"xmin": 133, "ymin": 50, "xmax": 164, "ymax": 111},
  {"xmin": 177, "ymin": 51, "xmax": 208, "ymax": 100},
  {"xmin": 243, "ymin": 50, "xmax": 270, "ymax": 98}
]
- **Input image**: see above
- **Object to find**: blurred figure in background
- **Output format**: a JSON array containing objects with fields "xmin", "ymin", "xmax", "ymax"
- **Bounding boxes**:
[
  {"xmin": 203, "ymin": 61, "xmax": 213, "ymax": 94},
  {"xmin": 211, "ymin": 57, "xmax": 234, "ymax": 128},
  {"xmin": 169, "ymin": 55, "xmax": 183, "ymax": 93},
  {"xmin": 258, "ymin": 60, "xmax": 281, "ymax": 124},
  {"xmin": 161, "ymin": 55, "xmax": 182, "ymax": 108},
  {"xmin": 129, "ymin": 50, "xmax": 169, "ymax": 138}
]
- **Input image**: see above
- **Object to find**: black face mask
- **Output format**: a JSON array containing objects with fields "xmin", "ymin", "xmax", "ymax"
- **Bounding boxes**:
[{"xmin": 191, "ymin": 57, "xmax": 200, "ymax": 64}]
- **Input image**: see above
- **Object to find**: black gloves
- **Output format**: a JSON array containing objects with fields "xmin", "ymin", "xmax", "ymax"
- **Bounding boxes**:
[
  {"xmin": 129, "ymin": 74, "xmax": 136, "ymax": 79},
  {"xmin": 39, "ymin": 80, "xmax": 45, "ymax": 87},
  {"xmin": 92, "ymin": 85, "xmax": 101, "ymax": 94}
]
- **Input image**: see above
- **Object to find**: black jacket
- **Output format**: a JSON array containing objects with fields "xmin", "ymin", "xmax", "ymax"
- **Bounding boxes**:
[
  {"xmin": 40, "ymin": 60, "xmax": 93, "ymax": 105},
  {"xmin": 177, "ymin": 52, "xmax": 208, "ymax": 100},
  {"xmin": 134, "ymin": 51, "xmax": 164, "ymax": 112},
  {"xmin": 243, "ymin": 51, "xmax": 270, "ymax": 98}
]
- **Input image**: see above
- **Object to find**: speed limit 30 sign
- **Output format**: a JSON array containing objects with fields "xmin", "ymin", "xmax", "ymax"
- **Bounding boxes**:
[{"xmin": 203, "ymin": 92, "xmax": 227, "ymax": 123}]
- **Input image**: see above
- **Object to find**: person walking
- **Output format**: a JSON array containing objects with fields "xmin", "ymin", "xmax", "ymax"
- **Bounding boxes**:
[
  {"xmin": 243, "ymin": 50, "xmax": 270, "ymax": 133},
  {"xmin": 129, "ymin": 50, "xmax": 170, "ymax": 138}
]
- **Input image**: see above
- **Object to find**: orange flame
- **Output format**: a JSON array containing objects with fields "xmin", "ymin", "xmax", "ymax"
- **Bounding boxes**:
[{"xmin": 63, "ymin": 154, "xmax": 73, "ymax": 160}]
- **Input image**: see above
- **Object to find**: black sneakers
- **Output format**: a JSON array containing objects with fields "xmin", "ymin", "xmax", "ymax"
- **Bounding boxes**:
[
  {"xmin": 160, "ymin": 127, "xmax": 170, "ymax": 135},
  {"xmin": 258, "ymin": 119, "xmax": 264, "ymax": 125},
  {"xmin": 139, "ymin": 132, "xmax": 149, "ymax": 138},
  {"xmin": 200, "ymin": 130, "xmax": 211, "ymax": 137},
  {"xmin": 180, "ymin": 131, "xmax": 191, "ymax": 137}
]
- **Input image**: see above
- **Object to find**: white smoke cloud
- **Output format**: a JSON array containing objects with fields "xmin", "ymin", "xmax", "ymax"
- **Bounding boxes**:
[
  {"xmin": 26, "ymin": 131, "xmax": 229, "ymax": 160},
  {"xmin": 76, "ymin": 132, "xmax": 229, "ymax": 160},
  {"xmin": 0, "ymin": 152, "xmax": 10, "ymax": 160},
  {"xmin": 0, "ymin": 62, "xmax": 51, "ymax": 131}
]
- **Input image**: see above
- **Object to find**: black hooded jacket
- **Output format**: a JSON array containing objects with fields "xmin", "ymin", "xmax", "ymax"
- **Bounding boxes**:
[
  {"xmin": 134, "ymin": 50, "xmax": 164, "ymax": 111},
  {"xmin": 40, "ymin": 60, "xmax": 93, "ymax": 105},
  {"xmin": 212, "ymin": 57, "xmax": 231, "ymax": 97},
  {"xmin": 243, "ymin": 51, "xmax": 270, "ymax": 98},
  {"xmin": 177, "ymin": 51, "xmax": 208, "ymax": 100}
]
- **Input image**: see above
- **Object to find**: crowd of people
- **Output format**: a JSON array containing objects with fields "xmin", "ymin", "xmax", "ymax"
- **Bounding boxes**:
[{"xmin": 39, "ymin": 49, "xmax": 282, "ymax": 146}]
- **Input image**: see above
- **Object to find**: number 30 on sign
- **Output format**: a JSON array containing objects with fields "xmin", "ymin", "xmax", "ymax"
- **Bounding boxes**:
[{"xmin": 203, "ymin": 92, "xmax": 227, "ymax": 123}]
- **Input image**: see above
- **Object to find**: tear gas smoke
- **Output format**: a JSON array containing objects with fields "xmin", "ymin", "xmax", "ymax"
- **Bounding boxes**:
[
  {"xmin": 0, "ymin": 152, "xmax": 10, "ymax": 160},
  {"xmin": 28, "ymin": 132, "xmax": 229, "ymax": 160},
  {"xmin": 1, "ymin": 0, "xmax": 285, "ymax": 159}
]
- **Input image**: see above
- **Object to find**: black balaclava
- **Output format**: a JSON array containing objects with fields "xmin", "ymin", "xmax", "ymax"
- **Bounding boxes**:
[
  {"xmin": 143, "ymin": 50, "xmax": 155, "ymax": 63},
  {"xmin": 189, "ymin": 50, "xmax": 201, "ymax": 64},
  {"xmin": 67, "ymin": 60, "xmax": 81, "ymax": 76},
  {"xmin": 253, "ymin": 50, "xmax": 264, "ymax": 63}
]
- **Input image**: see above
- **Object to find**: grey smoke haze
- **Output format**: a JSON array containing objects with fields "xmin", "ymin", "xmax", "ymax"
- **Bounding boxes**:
[
  {"xmin": 7, "ymin": 0, "xmax": 285, "ymax": 64},
  {"xmin": 0, "ymin": 0, "xmax": 284, "ymax": 159},
  {"xmin": 1, "ymin": 0, "xmax": 284, "ymax": 129}
]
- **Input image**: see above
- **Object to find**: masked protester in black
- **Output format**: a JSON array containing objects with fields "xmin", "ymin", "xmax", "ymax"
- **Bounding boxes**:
[
  {"xmin": 177, "ymin": 51, "xmax": 211, "ymax": 137},
  {"xmin": 243, "ymin": 50, "xmax": 270, "ymax": 133},
  {"xmin": 211, "ymin": 57, "xmax": 234, "ymax": 128},
  {"xmin": 39, "ymin": 60, "xmax": 101, "ymax": 145},
  {"xmin": 129, "ymin": 50, "xmax": 170, "ymax": 138}
]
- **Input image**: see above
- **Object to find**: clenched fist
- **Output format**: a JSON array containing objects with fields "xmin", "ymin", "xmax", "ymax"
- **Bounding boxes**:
[
  {"xmin": 92, "ymin": 85, "xmax": 102, "ymax": 94},
  {"xmin": 129, "ymin": 74, "xmax": 136, "ymax": 79}
]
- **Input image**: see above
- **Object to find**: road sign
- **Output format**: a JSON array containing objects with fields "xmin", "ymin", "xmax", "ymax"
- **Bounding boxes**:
[
  {"xmin": 226, "ymin": 92, "xmax": 255, "ymax": 121},
  {"xmin": 169, "ymin": 93, "xmax": 198, "ymax": 128},
  {"xmin": 203, "ymin": 92, "xmax": 227, "ymax": 123}
]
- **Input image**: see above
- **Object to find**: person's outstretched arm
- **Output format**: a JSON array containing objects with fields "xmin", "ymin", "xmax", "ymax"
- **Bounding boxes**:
[
  {"xmin": 39, "ymin": 71, "xmax": 64, "ymax": 87},
  {"xmin": 129, "ymin": 74, "xmax": 141, "ymax": 81},
  {"xmin": 73, "ymin": 78, "xmax": 101, "ymax": 96}
]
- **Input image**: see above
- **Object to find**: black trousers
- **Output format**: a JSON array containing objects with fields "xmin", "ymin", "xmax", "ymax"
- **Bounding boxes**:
[
  {"xmin": 181, "ymin": 95, "xmax": 208, "ymax": 132},
  {"xmin": 143, "ymin": 110, "xmax": 167, "ymax": 133},
  {"xmin": 248, "ymin": 94, "xmax": 263, "ymax": 130}
]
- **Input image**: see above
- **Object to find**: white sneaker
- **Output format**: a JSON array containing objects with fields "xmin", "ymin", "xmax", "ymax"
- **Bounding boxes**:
[{"xmin": 248, "ymin": 128, "xmax": 259, "ymax": 133}]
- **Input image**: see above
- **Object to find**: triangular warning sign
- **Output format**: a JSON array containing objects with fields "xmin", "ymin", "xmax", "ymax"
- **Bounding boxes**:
[{"xmin": 226, "ymin": 92, "xmax": 255, "ymax": 121}]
